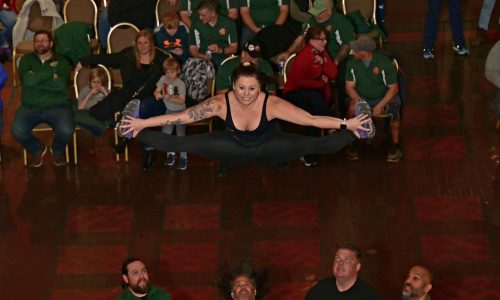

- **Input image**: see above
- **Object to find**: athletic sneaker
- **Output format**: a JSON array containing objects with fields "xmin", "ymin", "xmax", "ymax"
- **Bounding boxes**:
[
  {"xmin": 164, "ymin": 153, "xmax": 176, "ymax": 166},
  {"xmin": 300, "ymin": 155, "xmax": 318, "ymax": 167},
  {"xmin": 354, "ymin": 99, "xmax": 375, "ymax": 139},
  {"xmin": 386, "ymin": 143, "xmax": 403, "ymax": 163},
  {"xmin": 452, "ymin": 44, "xmax": 469, "ymax": 56},
  {"xmin": 118, "ymin": 99, "xmax": 140, "ymax": 138},
  {"xmin": 422, "ymin": 48, "xmax": 434, "ymax": 59},
  {"xmin": 177, "ymin": 157, "xmax": 188, "ymax": 170}
]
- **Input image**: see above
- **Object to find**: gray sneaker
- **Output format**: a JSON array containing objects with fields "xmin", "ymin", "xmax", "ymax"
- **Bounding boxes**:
[
  {"xmin": 177, "ymin": 157, "xmax": 188, "ymax": 170},
  {"xmin": 118, "ymin": 99, "xmax": 140, "ymax": 138},
  {"xmin": 386, "ymin": 144, "xmax": 403, "ymax": 163},
  {"xmin": 355, "ymin": 99, "xmax": 376, "ymax": 139}
]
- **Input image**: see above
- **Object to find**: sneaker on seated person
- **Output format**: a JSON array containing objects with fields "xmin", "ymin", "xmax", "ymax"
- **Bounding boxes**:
[{"xmin": 354, "ymin": 99, "xmax": 375, "ymax": 139}]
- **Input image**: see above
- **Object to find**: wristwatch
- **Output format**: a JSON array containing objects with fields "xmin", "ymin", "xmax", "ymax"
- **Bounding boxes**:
[{"xmin": 340, "ymin": 118, "xmax": 347, "ymax": 130}]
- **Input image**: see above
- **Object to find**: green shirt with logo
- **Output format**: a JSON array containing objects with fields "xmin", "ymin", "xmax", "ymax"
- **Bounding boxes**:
[
  {"xmin": 180, "ymin": 0, "xmax": 238, "ymax": 23},
  {"xmin": 345, "ymin": 51, "xmax": 398, "ymax": 100},
  {"xmin": 189, "ymin": 15, "xmax": 238, "ymax": 61}
]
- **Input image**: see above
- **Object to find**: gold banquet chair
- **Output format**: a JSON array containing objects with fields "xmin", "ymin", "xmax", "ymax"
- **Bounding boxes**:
[{"xmin": 73, "ymin": 64, "xmax": 122, "ymax": 162}]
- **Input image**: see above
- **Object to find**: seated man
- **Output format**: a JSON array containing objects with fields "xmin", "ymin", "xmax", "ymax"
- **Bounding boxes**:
[
  {"xmin": 305, "ymin": 243, "xmax": 382, "ymax": 300},
  {"xmin": 215, "ymin": 39, "xmax": 275, "ymax": 95},
  {"xmin": 189, "ymin": 0, "xmax": 238, "ymax": 68},
  {"xmin": 11, "ymin": 30, "xmax": 73, "ymax": 167},
  {"xmin": 279, "ymin": 0, "xmax": 354, "ymax": 65},
  {"xmin": 180, "ymin": 0, "xmax": 239, "ymax": 29},
  {"xmin": 345, "ymin": 35, "xmax": 402, "ymax": 163},
  {"xmin": 239, "ymin": 0, "xmax": 290, "ymax": 48},
  {"xmin": 117, "ymin": 257, "xmax": 173, "ymax": 300},
  {"xmin": 402, "ymin": 265, "xmax": 433, "ymax": 300}
]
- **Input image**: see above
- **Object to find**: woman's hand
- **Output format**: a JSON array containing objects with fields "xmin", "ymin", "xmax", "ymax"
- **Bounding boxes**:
[
  {"xmin": 120, "ymin": 116, "xmax": 146, "ymax": 138},
  {"xmin": 346, "ymin": 114, "xmax": 371, "ymax": 138}
]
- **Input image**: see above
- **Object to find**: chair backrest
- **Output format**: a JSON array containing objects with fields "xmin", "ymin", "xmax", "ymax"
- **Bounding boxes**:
[
  {"xmin": 27, "ymin": 2, "xmax": 53, "ymax": 32},
  {"xmin": 283, "ymin": 53, "xmax": 296, "ymax": 84},
  {"xmin": 74, "ymin": 64, "xmax": 112, "ymax": 98},
  {"xmin": 155, "ymin": 0, "xmax": 178, "ymax": 27},
  {"xmin": 342, "ymin": 0, "xmax": 376, "ymax": 23},
  {"xmin": 63, "ymin": 0, "xmax": 98, "ymax": 38},
  {"xmin": 107, "ymin": 22, "xmax": 140, "ymax": 53}
]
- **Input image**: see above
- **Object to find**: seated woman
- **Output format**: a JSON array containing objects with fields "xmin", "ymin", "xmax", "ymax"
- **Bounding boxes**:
[
  {"xmin": 119, "ymin": 63, "xmax": 372, "ymax": 171},
  {"xmin": 77, "ymin": 30, "xmax": 169, "ymax": 169},
  {"xmin": 282, "ymin": 25, "xmax": 338, "ymax": 166}
]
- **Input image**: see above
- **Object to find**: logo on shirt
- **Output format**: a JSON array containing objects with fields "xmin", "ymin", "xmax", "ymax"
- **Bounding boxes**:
[
  {"xmin": 49, "ymin": 61, "xmax": 58, "ymax": 67},
  {"xmin": 163, "ymin": 39, "xmax": 182, "ymax": 48},
  {"xmin": 218, "ymin": 27, "xmax": 228, "ymax": 36},
  {"xmin": 372, "ymin": 67, "xmax": 380, "ymax": 75}
]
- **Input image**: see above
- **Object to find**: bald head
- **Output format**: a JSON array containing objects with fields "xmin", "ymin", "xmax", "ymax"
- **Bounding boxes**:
[{"xmin": 402, "ymin": 265, "xmax": 432, "ymax": 299}]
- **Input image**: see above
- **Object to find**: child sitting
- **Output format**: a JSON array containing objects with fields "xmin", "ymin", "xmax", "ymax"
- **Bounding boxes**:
[
  {"xmin": 75, "ymin": 68, "xmax": 110, "ymax": 136},
  {"xmin": 154, "ymin": 11, "xmax": 190, "ymax": 64},
  {"xmin": 78, "ymin": 68, "xmax": 109, "ymax": 110},
  {"xmin": 154, "ymin": 57, "xmax": 188, "ymax": 170}
]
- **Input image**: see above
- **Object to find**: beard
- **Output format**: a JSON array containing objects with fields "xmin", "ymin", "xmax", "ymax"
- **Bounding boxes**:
[
  {"xmin": 402, "ymin": 283, "xmax": 423, "ymax": 298},
  {"xmin": 129, "ymin": 278, "xmax": 150, "ymax": 295},
  {"xmin": 35, "ymin": 46, "xmax": 51, "ymax": 56}
]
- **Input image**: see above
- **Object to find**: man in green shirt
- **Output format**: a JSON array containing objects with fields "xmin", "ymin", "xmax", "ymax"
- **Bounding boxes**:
[
  {"xmin": 116, "ymin": 257, "xmax": 173, "ymax": 300},
  {"xmin": 239, "ymin": 0, "xmax": 290, "ymax": 48},
  {"xmin": 402, "ymin": 265, "xmax": 433, "ymax": 300},
  {"xmin": 179, "ymin": 0, "xmax": 238, "ymax": 29},
  {"xmin": 345, "ymin": 35, "xmax": 402, "ymax": 162},
  {"xmin": 215, "ymin": 39, "xmax": 276, "ymax": 94},
  {"xmin": 278, "ymin": 0, "xmax": 354, "ymax": 64},
  {"xmin": 188, "ymin": 0, "xmax": 238, "ymax": 67},
  {"xmin": 11, "ymin": 30, "xmax": 73, "ymax": 167}
]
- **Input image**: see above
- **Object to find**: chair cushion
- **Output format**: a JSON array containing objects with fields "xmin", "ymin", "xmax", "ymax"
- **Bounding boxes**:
[{"xmin": 15, "ymin": 40, "xmax": 34, "ymax": 54}]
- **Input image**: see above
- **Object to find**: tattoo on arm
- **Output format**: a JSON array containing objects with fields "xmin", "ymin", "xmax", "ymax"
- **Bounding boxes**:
[
  {"xmin": 187, "ymin": 97, "xmax": 222, "ymax": 121},
  {"xmin": 160, "ymin": 118, "xmax": 182, "ymax": 126}
]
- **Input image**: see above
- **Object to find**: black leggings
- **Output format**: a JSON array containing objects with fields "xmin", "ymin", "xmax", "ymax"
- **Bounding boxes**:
[{"xmin": 138, "ymin": 129, "xmax": 356, "ymax": 164}]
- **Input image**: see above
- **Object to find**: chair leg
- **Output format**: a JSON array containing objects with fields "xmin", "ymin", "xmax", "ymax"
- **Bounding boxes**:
[
  {"xmin": 65, "ymin": 144, "xmax": 69, "ymax": 163},
  {"xmin": 23, "ymin": 149, "xmax": 27, "ymax": 166},
  {"xmin": 12, "ymin": 51, "xmax": 17, "ymax": 87},
  {"xmin": 124, "ymin": 144, "xmax": 128, "ymax": 162},
  {"xmin": 114, "ymin": 128, "xmax": 120, "ymax": 162},
  {"xmin": 73, "ymin": 131, "xmax": 78, "ymax": 165}
]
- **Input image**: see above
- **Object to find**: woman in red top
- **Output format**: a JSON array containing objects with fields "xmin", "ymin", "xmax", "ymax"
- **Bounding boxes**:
[{"xmin": 282, "ymin": 25, "xmax": 338, "ymax": 166}]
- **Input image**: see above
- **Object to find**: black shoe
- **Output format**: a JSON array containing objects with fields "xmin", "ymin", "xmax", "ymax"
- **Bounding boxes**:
[
  {"xmin": 143, "ymin": 149, "xmax": 156, "ymax": 170},
  {"xmin": 301, "ymin": 155, "xmax": 318, "ymax": 167},
  {"xmin": 114, "ymin": 137, "xmax": 128, "ymax": 154},
  {"xmin": 217, "ymin": 161, "xmax": 232, "ymax": 177}
]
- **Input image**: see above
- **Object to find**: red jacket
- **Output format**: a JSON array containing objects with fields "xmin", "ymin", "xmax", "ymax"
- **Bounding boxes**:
[{"xmin": 283, "ymin": 43, "xmax": 338, "ymax": 103}]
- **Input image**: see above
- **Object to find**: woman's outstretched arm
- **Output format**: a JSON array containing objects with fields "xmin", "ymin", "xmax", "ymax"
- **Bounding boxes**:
[
  {"xmin": 267, "ymin": 95, "xmax": 370, "ymax": 137},
  {"xmin": 121, "ymin": 95, "xmax": 225, "ymax": 137}
]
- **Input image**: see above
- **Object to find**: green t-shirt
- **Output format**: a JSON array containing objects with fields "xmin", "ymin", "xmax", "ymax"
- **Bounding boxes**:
[
  {"xmin": 302, "ymin": 12, "xmax": 355, "ymax": 58},
  {"xmin": 189, "ymin": 15, "xmax": 238, "ymax": 60},
  {"xmin": 345, "ymin": 51, "xmax": 398, "ymax": 100},
  {"xmin": 215, "ymin": 56, "xmax": 276, "ymax": 92},
  {"xmin": 240, "ymin": 0, "xmax": 290, "ymax": 28},
  {"xmin": 115, "ymin": 285, "xmax": 173, "ymax": 300},
  {"xmin": 19, "ymin": 52, "xmax": 71, "ymax": 111},
  {"xmin": 180, "ymin": 0, "xmax": 238, "ymax": 23}
]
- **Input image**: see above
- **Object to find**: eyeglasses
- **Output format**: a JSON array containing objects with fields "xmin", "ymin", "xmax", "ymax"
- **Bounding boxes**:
[{"xmin": 314, "ymin": 37, "xmax": 327, "ymax": 42}]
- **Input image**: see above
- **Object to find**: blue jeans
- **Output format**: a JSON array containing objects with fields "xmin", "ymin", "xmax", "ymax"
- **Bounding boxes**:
[
  {"xmin": 11, "ymin": 106, "xmax": 74, "ymax": 156},
  {"xmin": 98, "ymin": 7, "xmax": 110, "ymax": 49},
  {"xmin": 479, "ymin": 0, "xmax": 497, "ymax": 30},
  {"xmin": 423, "ymin": 0, "xmax": 465, "ymax": 48},
  {"xmin": 0, "ymin": 10, "xmax": 17, "ymax": 47}
]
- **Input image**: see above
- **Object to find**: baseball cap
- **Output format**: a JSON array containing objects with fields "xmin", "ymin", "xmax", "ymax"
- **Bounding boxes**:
[
  {"xmin": 308, "ymin": 0, "xmax": 333, "ymax": 17},
  {"xmin": 349, "ymin": 36, "xmax": 376, "ymax": 52}
]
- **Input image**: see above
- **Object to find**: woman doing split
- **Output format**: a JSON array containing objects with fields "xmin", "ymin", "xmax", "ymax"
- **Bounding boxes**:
[{"xmin": 119, "ymin": 63, "xmax": 373, "ymax": 165}]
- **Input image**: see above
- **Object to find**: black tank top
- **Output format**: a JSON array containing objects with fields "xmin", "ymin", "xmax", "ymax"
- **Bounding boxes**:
[{"xmin": 224, "ymin": 92, "xmax": 276, "ymax": 146}]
